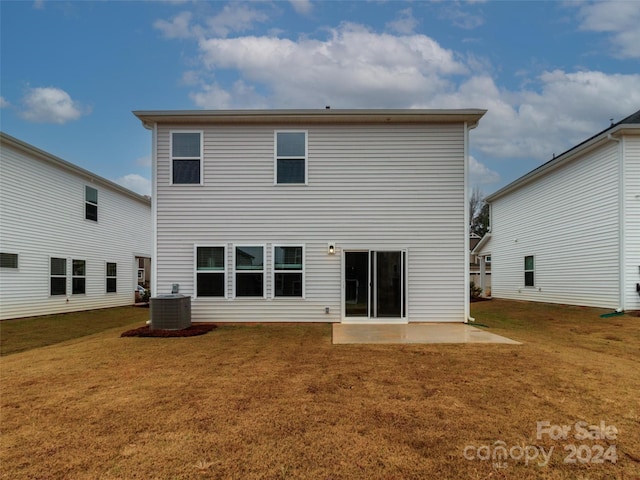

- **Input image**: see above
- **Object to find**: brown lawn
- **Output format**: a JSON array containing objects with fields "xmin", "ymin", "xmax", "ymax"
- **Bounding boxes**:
[{"xmin": 1, "ymin": 299, "xmax": 639, "ymax": 479}]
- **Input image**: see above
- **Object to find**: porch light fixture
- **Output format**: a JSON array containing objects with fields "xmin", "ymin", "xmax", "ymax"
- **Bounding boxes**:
[{"xmin": 328, "ymin": 243, "xmax": 336, "ymax": 255}]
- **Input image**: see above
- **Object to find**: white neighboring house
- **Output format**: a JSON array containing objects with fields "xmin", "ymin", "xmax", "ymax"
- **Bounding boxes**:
[
  {"xmin": 0, "ymin": 132, "xmax": 152, "ymax": 320},
  {"xmin": 474, "ymin": 109, "xmax": 640, "ymax": 311},
  {"xmin": 134, "ymin": 109, "xmax": 486, "ymax": 324}
]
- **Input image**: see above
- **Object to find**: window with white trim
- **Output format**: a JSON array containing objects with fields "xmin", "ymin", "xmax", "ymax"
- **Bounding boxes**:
[
  {"xmin": 235, "ymin": 246, "xmax": 264, "ymax": 297},
  {"xmin": 106, "ymin": 262, "xmax": 117, "ymax": 293},
  {"xmin": 72, "ymin": 259, "xmax": 86, "ymax": 294},
  {"xmin": 524, "ymin": 255, "xmax": 534, "ymax": 287},
  {"xmin": 275, "ymin": 131, "xmax": 307, "ymax": 184},
  {"xmin": 0, "ymin": 253, "xmax": 18, "ymax": 269},
  {"xmin": 274, "ymin": 246, "xmax": 303, "ymax": 297},
  {"xmin": 196, "ymin": 247, "xmax": 225, "ymax": 297},
  {"xmin": 85, "ymin": 186, "xmax": 98, "ymax": 221},
  {"xmin": 171, "ymin": 131, "xmax": 202, "ymax": 184},
  {"xmin": 51, "ymin": 257, "xmax": 67, "ymax": 296}
]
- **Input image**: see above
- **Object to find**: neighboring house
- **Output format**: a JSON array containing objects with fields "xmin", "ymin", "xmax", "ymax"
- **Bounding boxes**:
[
  {"xmin": 0, "ymin": 132, "xmax": 152, "ymax": 320},
  {"xmin": 469, "ymin": 233, "xmax": 491, "ymax": 294},
  {"xmin": 474, "ymin": 109, "xmax": 640, "ymax": 311},
  {"xmin": 134, "ymin": 109, "xmax": 486, "ymax": 324}
]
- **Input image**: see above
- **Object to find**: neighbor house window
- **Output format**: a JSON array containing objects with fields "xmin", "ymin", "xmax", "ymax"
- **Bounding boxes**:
[
  {"xmin": 106, "ymin": 262, "xmax": 117, "ymax": 293},
  {"xmin": 485, "ymin": 256, "xmax": 491, "ymax": 265},
  {"xmin": 274, "ymin": 246, "xmax": 303, "ymax": 297},
  {"xmin": 235, "ymin": 246, "xmax": 264, "ymax": 297},
  {"xmin": 275, "ymin": 131, "xmax": 307, "ymax": 184},
  {"xmin": 171, "ymin": 131, "xmax": 202, "ymax": 184},
  {"xmin": 51, "ymin": 257, "xmax": 67, "ymax": 296},
  {"xmin": 72, "ymin": 259, "xmax": 86, "ymax": 294},
  {"xmin": 0, "ymin": 253, "xmax": 18, "ymax": 269},
  {"xmin": 196, "ymin": 247, "xmax": 225, "ymax": 297},
  {"xmin": 85, "ymin": 186, "xmax": 98, "ymax": 221},
  {"xmin": 524, "ymin": 255, "xmax": 534, "ymax": 287}
]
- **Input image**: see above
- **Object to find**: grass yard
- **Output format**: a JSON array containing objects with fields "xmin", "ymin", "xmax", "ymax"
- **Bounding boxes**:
[{"xmin": 1, "ymin": 300, "xmax": 639, "ymax": 479}]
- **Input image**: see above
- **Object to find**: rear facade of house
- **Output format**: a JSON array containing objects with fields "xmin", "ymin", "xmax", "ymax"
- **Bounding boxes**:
[
  {"xmin": 475, "ymin": 110, "xmax": 640, "ymax": 311},
  {"xmin": 135, "ymin": 109, "xmax": 485, "ymax": 324},
  {"xmin": 0, "ymin": 133, "xmax": 152, "ymax": 320}
]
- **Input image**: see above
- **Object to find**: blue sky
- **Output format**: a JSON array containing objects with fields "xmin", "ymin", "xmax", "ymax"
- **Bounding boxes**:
[{"xmin": 2, "ymin": 0, "xmax": 639, "ymax": 196}]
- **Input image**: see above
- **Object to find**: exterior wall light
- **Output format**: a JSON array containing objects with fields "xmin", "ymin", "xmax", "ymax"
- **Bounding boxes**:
[{"xmin": 328, "ymin": 243, "xmax": 336, "ymax": 255}]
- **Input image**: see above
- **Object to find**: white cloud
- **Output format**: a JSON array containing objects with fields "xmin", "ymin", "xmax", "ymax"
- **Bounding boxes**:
[
  {"xmin": 289, "ymin": 0, "xmax": 313, "ymax": 15},
  {"xmin": 154, "ymin": 11, "xmax": 194, "ymax": 39},
  {"xmin": 115, "ymin": 174, "xmax": 151, "ymax": 196},
  {"xmin": 156, "ymin": 5, "xmax": 269, "ymax": 39},
  {"xmin": 19, "ymin": 87, "xmax": 87, "ymax": 124},
  {"xmin": 0, "ymin": 96, "xmax": 9, "ymax": 108},
  {"xmin": 469, "ymin": 156, "xmax": 500, "ymax": 186},
  {"xmin": 575, "ymin": 1, "xmax": 640, "ymax": 58},
  {"xmin": 386, "ymin": 8, "xmax": 418, "ymax": 35},
  {"xmin": 196, "ymin": 23, "xmax": 466, "ymax": 108},
  {"xmin": 439, "ymin": 3, "xmax": 484, "ymax": 30}
]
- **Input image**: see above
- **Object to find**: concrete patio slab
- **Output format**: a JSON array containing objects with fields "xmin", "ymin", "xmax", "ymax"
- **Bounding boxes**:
[{"xmin": 332, "ymin": 322, "xmax": 521, "ymax": 345}]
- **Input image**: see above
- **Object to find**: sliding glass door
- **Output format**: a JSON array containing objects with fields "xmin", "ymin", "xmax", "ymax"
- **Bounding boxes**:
[{"xmin": 344, "ymin": 250, "xmax": 406, "ymax": 320}]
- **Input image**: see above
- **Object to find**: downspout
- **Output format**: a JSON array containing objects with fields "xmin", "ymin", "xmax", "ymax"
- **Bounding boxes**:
[
  {"xmin": 608, "ymin": 132, "xmax": 624, "ymax": 312},
  {"xmin": 150, "ymin": 122, "xmax": 158, "ymax": 300},
  {"xmin": 464, "ymin": 122, "xmax": 474, "ymax": 323}
]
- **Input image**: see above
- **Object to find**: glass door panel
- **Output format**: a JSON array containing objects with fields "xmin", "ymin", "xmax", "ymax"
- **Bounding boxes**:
[
  {"xmin": 375, "ymin": 251, "xmax": 402, "ymax": 317},
  {"xmin": 345, "ymin": 252, "xmax": 369, "ymax": 317}
]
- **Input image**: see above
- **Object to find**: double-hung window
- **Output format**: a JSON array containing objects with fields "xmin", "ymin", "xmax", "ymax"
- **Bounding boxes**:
[
  {"xmin": 235, "ymin": 246, "xmax": 264, "ymax": 297},
  {"xmin": 274, "ymin": 246, "xmax": 303, "ymax": 297},
  {"xmin": 171, "ymin": 131, "xmax": 203, "ymax": 184},
  {"xmin": 51, "ymin": 257, "xmax": 67, "ymax": 296},
  {"xmin": 196, "ymin": 247, "xmax": 226, "ymax": 297},
  {"xmin": 275, "ymin": 131, "xmax": 307, "ymax": 184},
  {"xmin": 0, "ymin": 253, "xmax": 18, "ymax": 269},
  {"xmin": 72, "ymin": 260, "xmax": 86, "ymax": 294},
  {"xmin": 524, "ymin": 255, "xmax": 535, "ymax": 287},
  {"xmin": 106, "ymin": 262, "xmax": 117, "ymax": 293},
  {"xmin": 85, "ymin": 186, "xmax": 98, "ymax": 221}
]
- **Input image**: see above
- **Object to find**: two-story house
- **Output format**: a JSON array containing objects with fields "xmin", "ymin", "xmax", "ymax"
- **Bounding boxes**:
[
  {"xmin": 473, "ymin": 109, "xmax": 640, "ymax": 311},
  {"xmin": 134, "ymin": 109, "xmax": 485, "ymax": 324},
  {"xmin": 0, "ymin": 132, "xmax": 152, "ymax": 320}
]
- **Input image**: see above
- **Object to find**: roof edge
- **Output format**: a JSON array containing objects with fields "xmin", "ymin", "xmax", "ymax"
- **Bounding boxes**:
[
  {"xmin": 485, "ymin": 119, "xmax": 640, "ymax": 203},
  {"xmin": 133, "ymin": 108, "xmax": 487, "ymax": 129},
  {"xmin": 0, "ymin": 132, "xmax": 151, "ymax": 206}
]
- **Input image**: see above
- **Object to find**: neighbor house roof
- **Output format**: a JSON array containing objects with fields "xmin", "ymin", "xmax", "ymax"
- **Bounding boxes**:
[
  {"xmin": 0, "ymin": 132, "xmax": 151, "ymax": 206},
  {"xmin": 133, "ymin": 109, "xmax": 486, "ymax": 129},
  {"xmin": 485, "ymin": 108, "xmax": 640, "ymax": 202}
]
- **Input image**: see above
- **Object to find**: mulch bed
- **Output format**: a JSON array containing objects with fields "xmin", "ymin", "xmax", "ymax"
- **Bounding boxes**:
[{"xmin": 121, "ymin": 324, "xmax": 217, "ymax": 338}]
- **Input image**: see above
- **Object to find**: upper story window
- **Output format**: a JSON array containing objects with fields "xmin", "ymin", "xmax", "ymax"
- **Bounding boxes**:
[
  {"xmin": 524, "ymin": 255, "xmax": 535, "ymax": 287},
  {"xmin": 275, "ymin": 131, "xmax": 307, "ymax": 184},
  {"xmin": 171, "ymin": 131, "xmax": 203, "ymax": 185},
  {"xmin": 0, "ymin": 253, "xmax": 18, "ymax": 269},
  {"xmin": 85, "ymin": 186, "xmax": 98, "ymax": 221}
]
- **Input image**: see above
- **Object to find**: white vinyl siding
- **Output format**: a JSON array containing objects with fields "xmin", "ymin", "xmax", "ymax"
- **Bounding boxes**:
[
  {"xmin": 154, "ymin": 123, "xmax": 466, "ymax": 322},
  {"xmin": 0, "ymin": 137, "xmax": 152, "ymax": 319},
  {"xmin": 489, "ymin": 142, "xmax": 620, "ymax": 308},
  {"xmin": 623, "ymin": 134, "xmax": 640, "ymax": 311}
]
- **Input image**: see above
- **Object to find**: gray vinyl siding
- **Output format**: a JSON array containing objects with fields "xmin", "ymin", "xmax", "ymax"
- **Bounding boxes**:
[
  {"xmin": 155, "ymin": 123, "xmax": 467, "ymax": 322},
  {"xmin": 0, "ymin": 140, "xmax": 152, "ymax": 320},
  {"xmin": 623, "ymin": 134, "xmax": 640, "ymax": 311},
  {"xmin": 490, "ymin": 142, "xmax": 620, "ymax": 308}
]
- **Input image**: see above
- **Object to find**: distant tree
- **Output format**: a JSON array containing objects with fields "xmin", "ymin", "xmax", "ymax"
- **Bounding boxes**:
[
  {"xmin": 472, "ymin": 203, "xmax": 490, "ymax": 237},
  {"xmin": 469, "ymin": 187, "xmax": 490, "ymax": 237}
]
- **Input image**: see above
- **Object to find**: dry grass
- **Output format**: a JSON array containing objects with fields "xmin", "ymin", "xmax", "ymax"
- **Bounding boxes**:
[{"xmin": 1, "ymin": 299, "xmax": 639, "ymax": 479}]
